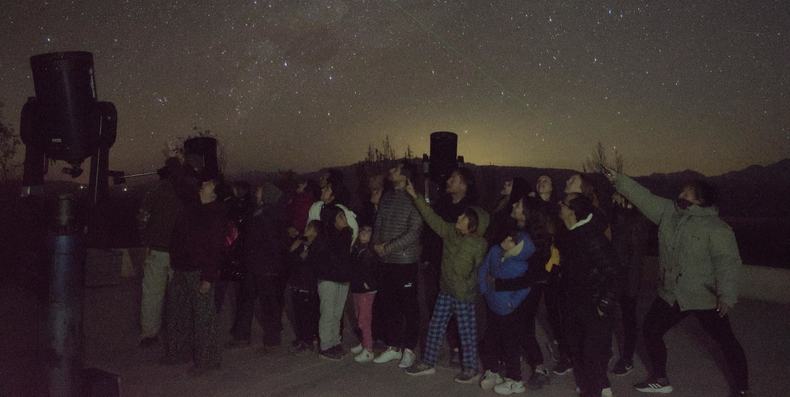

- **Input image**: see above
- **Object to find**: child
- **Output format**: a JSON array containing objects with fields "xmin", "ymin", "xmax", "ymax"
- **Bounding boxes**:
[
  {"xmin": 286, "ymin": 220, "xmax": 323, "ymax": 356},
  {"xmin": 349, "ymin": 225, "xmax": 378, "ymax": 362},
  {"xmin": 314, "ymin": 206, "xmax": 354, "ymax": 361},
  {"xmin": 478, "ymin": 231, "xmax": 536, "ymax": 394},
  {"xmin": 402, "ymin": 179, "xmax": 490, "ymax": 383}
]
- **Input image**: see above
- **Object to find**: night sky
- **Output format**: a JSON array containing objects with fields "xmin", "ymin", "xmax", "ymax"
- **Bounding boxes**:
[{"xmin": 0, "ymin": 0, "xmax": 787, "ymax": 178}]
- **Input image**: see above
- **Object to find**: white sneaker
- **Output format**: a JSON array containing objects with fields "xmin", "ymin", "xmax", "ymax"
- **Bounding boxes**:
[
  {"xmin": 494, "ymin": 379, "xmax": 526, "ymax": 395},
  {"xmin": 350, "ymin": 343, "xmax": 363, "ymax": 354},
  {"xmin": 373, "ymin": 347, "xmax": 403, "ymax": 364},
  {"xmin": 354, "ymin": 349, "xmax": 374, "ymax": 362},
  {"xmin": 480, "ymin": 370, "xmax": 504, "ymax": 390},
  {"xmin": 398, "ymin": 348, "xmax": 416, "ymax": 368}
]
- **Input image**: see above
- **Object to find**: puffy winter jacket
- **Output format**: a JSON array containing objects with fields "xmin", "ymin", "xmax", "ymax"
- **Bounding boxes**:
[
  {"xmin": 479, "ymin": 232, "xmax": 536, "ymax": 315},
  {"xmin": 412, "ymin": 195, "xmax": 490, "ymax": 303}
]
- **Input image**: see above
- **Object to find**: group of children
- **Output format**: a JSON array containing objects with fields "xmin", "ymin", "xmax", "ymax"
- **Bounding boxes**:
[{"xmin": 284, "ymin": 174, "xmax": 557, "ymax": 396}]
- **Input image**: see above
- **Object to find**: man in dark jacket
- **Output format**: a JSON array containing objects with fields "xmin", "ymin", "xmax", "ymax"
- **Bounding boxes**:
[
  {"xmin": 557, "ymin": 193, "xmax": 624, "ymax": 397},
  {"xmin": 610, "ymin": 192, "xmax": 650, "ymax": 376},
  {"xmin": 371, "ymin": 160, "xmax": 423, "ymax": 368},
  {"xmin": 228, "ymin": 182, "xmax": 288, "ymax": 349},
  {"xmin": 137, "ymin": 158, "xmax": 193, "ymax": 347}
]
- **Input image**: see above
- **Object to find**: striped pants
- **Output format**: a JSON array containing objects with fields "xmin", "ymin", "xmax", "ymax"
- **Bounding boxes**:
[{"xmin": 422, "ymin": 291, "xmax": 478, "ymax": 371}]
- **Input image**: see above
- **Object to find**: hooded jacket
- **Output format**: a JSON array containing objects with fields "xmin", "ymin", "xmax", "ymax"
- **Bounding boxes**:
[
  {"xmin": 555, "ymin": 210, "xmax": 623, "ymax": 316},
  {"xmin": 412, "ymin": 195, "xmax": 490, "ymax": 303},
  {"xmin": 613, "ymin": 174, "xmax": 741, "ymax": 310},
  {"xmin": 479, "ymin": 232, "xmax": 536, "ymax": 315}
]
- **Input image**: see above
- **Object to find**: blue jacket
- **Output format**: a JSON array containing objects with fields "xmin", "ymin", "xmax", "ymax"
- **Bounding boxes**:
[{"xmin": 479, "ymin": 232, "xmax": 535, "ymax": 315}]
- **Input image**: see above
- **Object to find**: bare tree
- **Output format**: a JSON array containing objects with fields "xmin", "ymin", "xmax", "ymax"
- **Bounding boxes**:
[
  {"xmin": 583, "ymin": 141, "xmax": 623, "ymax": 173},
  {"xmin": 0, "ymin": 102, "xmax": 22, "ymax": 181},
  {"xmin": 366, "ymin": 144, "xmax": 375, "ymax": 162},
  {"xmin": 365, "ymin": 135, "xmax": 402, "ymax": 162},
  {"xmin": 381, "ymin": 135, "xmax": 396, "ymax": 160}
]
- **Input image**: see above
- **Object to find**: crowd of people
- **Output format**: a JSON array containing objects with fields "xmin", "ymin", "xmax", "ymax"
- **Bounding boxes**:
[{"xmin": 135, "ymin": 157, "xmax": 751, "ymax": 397}]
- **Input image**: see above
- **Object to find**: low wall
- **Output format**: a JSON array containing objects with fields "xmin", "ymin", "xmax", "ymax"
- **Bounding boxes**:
[
  {"xmin": 93, "ymin": 250, "xmax": 790, "ymax": 304},
  {"xmin": 642, "ymin": 256, "xmax": 790, "ymax": 304}
]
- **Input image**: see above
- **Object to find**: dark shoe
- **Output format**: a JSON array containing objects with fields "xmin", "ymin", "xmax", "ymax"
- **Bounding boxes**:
[
  {"xmin": 634, "ymin": 377, "xmax": 673, "ymax": 394},
  {"xmin": 730, "ymin": 391, "xmax": 753, "ymax": 397},
  {"xmin": 552, "ymin": 357, "xmax": 573, "ymax": 375},
  {"xmin": 139, "ymin": 337, "xmax": 159, "ymax": 348},
  {"xmin": 288, "ymin": 340, "xmax": 306, "ymax": 353},
  {"xmin": 527, "ymin": 368, "xmax": 550, "ymax": 389},
  {"xmin": 225, "ymin": 339, "xmax": 251, "ymax": 349},
  {"xmin": 318, "ymin": 349, "xmax": 343, "ymax": 361},
  {"xmin": 612, "ymin": 358, "xmax": 635, "ymax": 376},
  {"xmin": 187, "ymin": 364, "xmax": 220, "ymax": 377},
  {"xmin": 405, "ymin": 362, "xmax": 436, "ymax": 376},
  {"xmin": 319, "ymin": 345, "xmax": 344, "ymax": 361},
  {"xmin": 454, "ymin": 369, "xmax": 481, "ymax": 384},
  {"xmin": 291, "ymin": 342, "xmax": 314, "ymax": 357}
]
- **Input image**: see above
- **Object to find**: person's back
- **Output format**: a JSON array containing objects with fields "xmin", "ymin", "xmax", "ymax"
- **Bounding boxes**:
[
  {"xmin": 556, "ymin": 209, "xmax": 620, "ymax": 308},
  {"xmin": 137, "ymin": 160, "xmax": 192, "ymax": 347},
  {"xmin": 139, "ymin": 179, "xmax": 184, "ymax": 252}
]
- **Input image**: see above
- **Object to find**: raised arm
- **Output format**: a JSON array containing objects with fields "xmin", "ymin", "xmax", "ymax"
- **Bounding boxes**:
[{"xmin": 610, "ymin": 173, "xmax": 673, "ymax": 225}]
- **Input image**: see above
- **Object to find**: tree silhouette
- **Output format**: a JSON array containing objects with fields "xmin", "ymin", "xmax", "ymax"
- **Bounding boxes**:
[
  {"xmin": 0, "ymin": 101, "xmax": 22, "ymax": 181},
  {"xmin": 583, "ymin": 141, "xmax": 623, "ymax": 173}
]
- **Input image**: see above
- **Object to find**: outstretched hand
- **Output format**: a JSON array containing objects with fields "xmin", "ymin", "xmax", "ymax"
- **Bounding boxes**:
[
  {"xmin": 404, "ymin": 179, "xmax": 417, "ymax": 198},
  {"xmin": 602, "ymin": 166, "xmax": 618, "ymax": 184}
]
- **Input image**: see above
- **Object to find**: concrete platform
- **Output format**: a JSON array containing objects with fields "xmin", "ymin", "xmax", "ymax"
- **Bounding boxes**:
[{"xmin": 1, "ymin": 256, "xmax": 789, "ymax": 396}]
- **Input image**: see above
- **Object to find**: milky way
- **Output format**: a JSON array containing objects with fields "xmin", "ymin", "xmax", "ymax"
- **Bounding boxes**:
[{"xmin": 0, "ymin": 0, "xmax": 787, "ymax": 177}]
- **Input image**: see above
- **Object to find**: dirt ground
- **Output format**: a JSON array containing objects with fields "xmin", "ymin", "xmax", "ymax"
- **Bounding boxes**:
[{"xmin": 1, "ymin": 255, "xmax": 789, "ymax": 397}]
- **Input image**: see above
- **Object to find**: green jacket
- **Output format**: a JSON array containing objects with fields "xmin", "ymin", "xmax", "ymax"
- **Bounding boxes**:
[
  {"xmin": 613, "ymin": 175, "xmax": 741, "ymax": 310},
  {"xmin": 413, "ymin": 195, "xmax": 490, "ymax": 303}
]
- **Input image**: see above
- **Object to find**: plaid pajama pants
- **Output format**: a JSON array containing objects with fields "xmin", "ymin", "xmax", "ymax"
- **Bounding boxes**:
[{"xmin": 422, "ymin": 291, "xmax": 479, "ymax": 371}]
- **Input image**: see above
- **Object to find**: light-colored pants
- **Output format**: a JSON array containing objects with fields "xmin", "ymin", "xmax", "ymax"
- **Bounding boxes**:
[
  {"xmin": 317, "ymin": 280, "xmax": 349, "ymax": 351},
  {"xmin": 140, "ymin": 249, "xmax": 173, "ymax": 339}
]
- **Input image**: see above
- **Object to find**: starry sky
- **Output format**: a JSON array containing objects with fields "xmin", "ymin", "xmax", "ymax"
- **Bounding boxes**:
[{"xmin": 0, "ymin": 0, "xmax": 787, "ymax": 178}]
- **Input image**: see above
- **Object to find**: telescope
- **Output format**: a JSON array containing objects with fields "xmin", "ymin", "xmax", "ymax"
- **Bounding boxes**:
[
  {"xmin": 20, "ymin": 51, "xmax": 117, "ymax": 204},
  {"xmin": 422, "ymin": 131, "xmax": 464, "ymax": 202},
  {"xmin": 109, "ymin": 135, "xmax": 220, "ymax": 185},
  {"xmin": 19, "ymin": 51, "xmax": 121, "ymax": 397}
]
